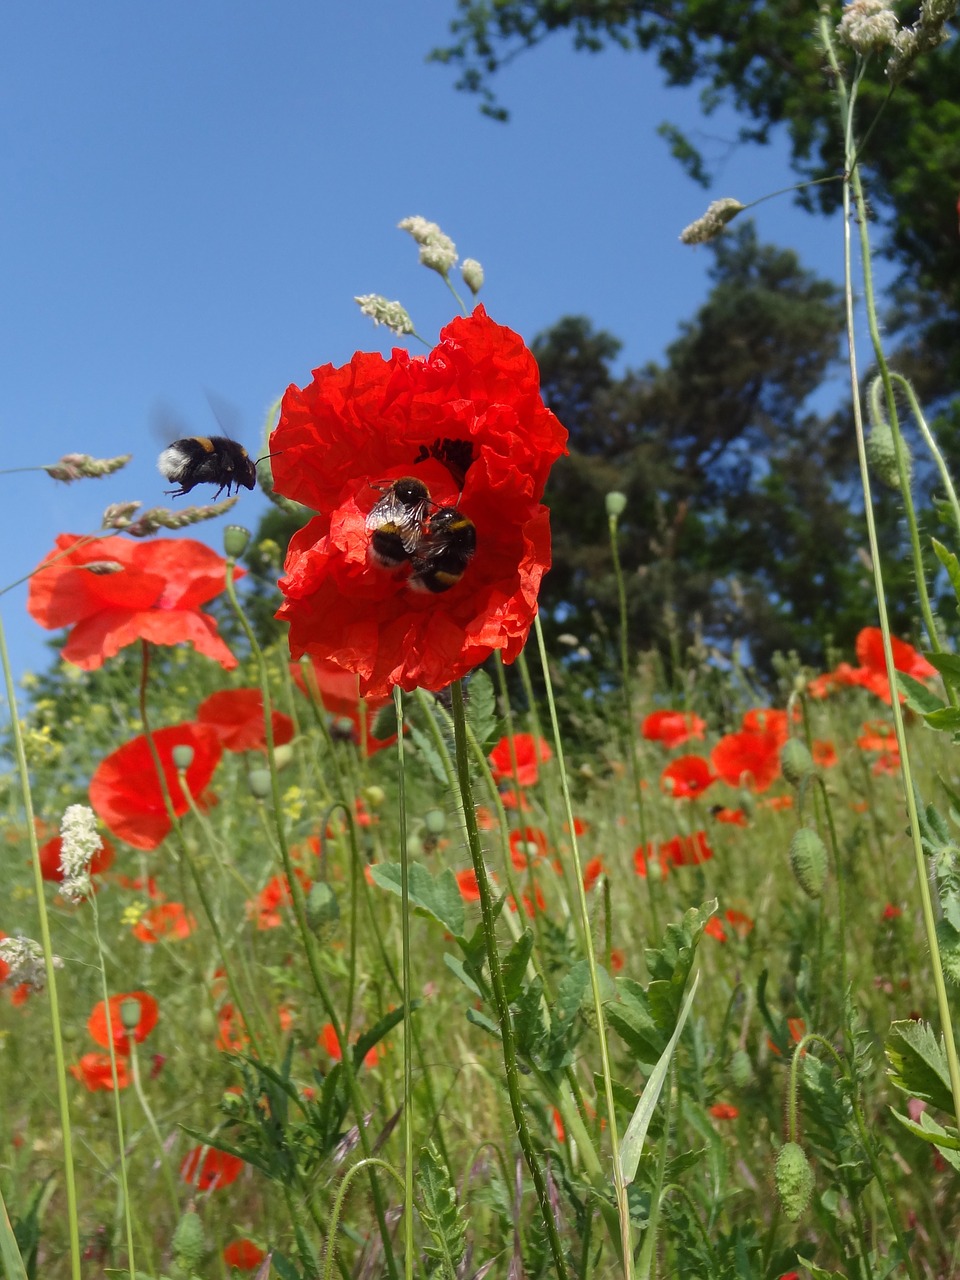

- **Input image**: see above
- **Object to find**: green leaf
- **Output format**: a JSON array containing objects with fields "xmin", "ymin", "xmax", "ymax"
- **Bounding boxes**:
[
  {"xmin": 417, "ymin": 1143, "xmax": 466, "ymax": 1277},
  {"xmin": 271, "ymin": 1252, "xmax": 303, "ymax": 1280},
  {"xmin": 619, "ymin": 970, "xmax": 700, "ymax": 1183},
  {"xmin": 368, "ymin": 862, "xmax": 465, "ymax": 940},
  {"xmin": 894, "ymin": 670, "xmax": 945, "ymax": 716},
  {"xmin": 354, "ymin": 1003, "xmax": 417, "ymax": 1068},
  {"xmin": 501, "ymin": 929, "xmax": 535, "ymax": 1003},
  {"xmin": 889, "ymin": 1108, "xmax": 960, "ymax": 1150},
  {"xmin": 885, "ymin": 1020, "xmax": 956, "ymax": 1114},
  {"xmin": 921, "ymin": 707, "xmax": 960, "ymax": 733},
  {"xmin": 407, "ymin": 723, "xmax": 450, "ymax": 787},
  {"xmin": 0, "ymin": 1187, "xmax": 29, "ymax": 1280},
  {"xmin": 465, "ymin": 1007, "xmax": 500, "ymax": 1038},
  {"xmin": 464, "ymin": 670, "xmax": 499, "ymax": 750},
  {"xmin": 933, "ymin": 539, "xmax": 960, "ymax": 614},
  {"xmin": 443, "ymin": 953, "xmax": 484, "ymax": 998},
  {"xmin": 922, "ymin": 649, "xmax": 960, "ymax": 696}
]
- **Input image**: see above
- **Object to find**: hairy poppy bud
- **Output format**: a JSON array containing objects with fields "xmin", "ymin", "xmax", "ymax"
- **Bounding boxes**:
[
  {"xmin": 172, "ymin": 1210, "xmax": 206, "ymax": 1272},
  {"xmin": 775, "ymin": 1141, "xmax": 814, "ymax": 1221},
  {"xmin": 306, "ymin": 881, "xmax": 340, "ymax": 938},
  {"xmin": 781, "ymin": 738, "xmax": 814, "ymax": 787},
  {"xmin": 789, "ymin": 827, "xmax": 828, "ymax": 898}
]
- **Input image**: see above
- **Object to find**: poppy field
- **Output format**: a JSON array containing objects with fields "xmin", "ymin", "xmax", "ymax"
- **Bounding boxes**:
[{"xmin": 4, "ymin": 14, "xmax": 960, "ymax": 1280}]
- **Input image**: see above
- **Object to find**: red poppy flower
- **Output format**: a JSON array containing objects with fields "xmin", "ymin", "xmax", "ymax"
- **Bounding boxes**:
[
  {"xmin": 319, "ymin": 1022, "xmax": 380, "ymax": 1068},
  {"xmin": 858, "ymin": 719, "xmax": 897, "ymax": 753},
  {"xmin": 507, "ymin": 884, "xmax": 547, "ymax": 917},
  {"xmin": 768, "ymin": 1017, "xmax": 807, "ymax": 1057},
  {"xmin": 660, "ymin": 755, "xmax": 715, "ymax": 800},
  {"xmin": 217, "ymin": 1002, "xmax": 249, "ymax": 1053},
  {"xmin": 509, "ymin": 825, "xmax": 549, "ymax": 869},
  {"xmin": 113, "ymin": 873, "xmax": 163, "ymax": 898},
  {"xmin": 271, "ymin": 308, "xmax": 567, "ymax": 697},
  {"xmin": 582, "ymin": 856, "xmax": 605, "ymax": 891},
  {"xmin": 456, "ymin": 868, "xmax": 483, "ymax": 900},
  {"xmin": 704, "ymin": 917, "xmax": 727, "ymax": 941},
  {"xmin": 711, "ymin": 729, "xmax": 780, "ymax": 793},
  {"xmin": 709, "ymin": 1102, "xmax": 739, "ymax": 1120},
  {"xmin": 712, "ymin": 806, "xmax": 748, "ymax": 826},
  {"xmin": 89, "ymin": 722, "xmax": 222, "ymax": 850},
  {"xmin": 489, "ymin": 733, "xmax": 553, "ymax": 787},
  {"xmin": 856, "ymin": 626, "xmax": 936, "ymax": 680},
  {"xmin": 291, "ymin": 656, "xmax": 396, "ymax": 755},
  {"xmin": 223, "ymin": 1240, "xmax": 267, "ymax": 1271},
  {"xmin": 38, "ymin": 833, "xmax": 115, "ymax": 882},
  {"xmin": 247, "ymin": 870, "xmax": 311, "ymax": 930},
  {"xmin": 132, "ymin": 902, "xmax": 196, "ymax": 943},
  {"xmin": 812, "ymin": 739, "xmax": 838, "ymax": 768},
  {"xmin": 197, "ymin": 689, "xmax": 294, "ymax": 753},
  {"xmin": 609, "ymin": 948, "xmax": 625, "ymax": 972},
  {"xmin": 27, "ymin": 535, "xmax": 242, "ymax": 670},
  {"xmin": 872, "ymin": 750, "xmax": 901, "ymax": 775},
  {"xmin": 724, "ymin": 909, "xmax": 754, "ymax": 938},
  {"xmin": 180, "ymin": 1146, "xmax": 245, "ymax": 1191},
  {"xmin": 70, "ymin": 1052, "xmax": 130, "ymax": 1092},
  {"xmin": 661, "ymin": 831, "xmax": 714, "ymax": 867},
  {"xmin": 741, "ymin": 707, "xmax": 793, "ymax": 746},
  {"xmin": 633, "ymin": 843, "xmax": 673, "ymax": 880},
  {"xmin": 883, "ymin": 903, "xmax": 903, "ymax": 920},
  {"xmin": 641, "ymin": 710, "xmax": 706, "ymax": 750},
  {"xmin": 88, "ymin": 991, "xmax": 159, "ymax": 1056}
]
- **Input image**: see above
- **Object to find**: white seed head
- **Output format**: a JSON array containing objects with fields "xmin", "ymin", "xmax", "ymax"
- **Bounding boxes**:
[
  {"xmin": 461, "ymin": 259, "xmax": 485, "ymax": 294},
  {"xmin": 679, "ymin": 198, "xmax": 746, "ymax": 245},
  {"xmin": 837, "ymin": 0, "xmax": 899, "ymax": 54},
  {"xmin": 354, "ymin": 294, "xmax": 415, "ymax": 335},
  {"xmin": 398, "ymin": 215, "xmax": 458, "ymax": 276},
  {"xmin": 0, "ymin": 936, "xmax": 61, "ymax": 992},
  {"xmin": 59, "ymin": 804, "xmax": 102, "ymax": 903}
]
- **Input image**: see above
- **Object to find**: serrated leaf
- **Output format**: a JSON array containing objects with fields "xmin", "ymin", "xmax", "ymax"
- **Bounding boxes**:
[
  {"xmin": 418, "ymin": 1143, "xmax": 466, "ymax": 1276},
  {"xmin": 464, "ymin": 671, "xmax": 498, "ymax": 750},
  {"xmin": 894, "ymin": 670, "xmax": 945, "ymax": 716},
  {"xmin": 619, "ymin": 971, "xmax": 700, "ymax": 1183},
  {"xmin": 407, "ymin": 723, "xmax": 450, "ymax": 787},
  {"xmin": 921, "ymin": 707, "xmax": 960, "ymax": 733},
  {"xmin": 885, "ymin": 1020, "xmax": 955, "ymax": 1113},
  {"xmin": 368, "ymin": 862, "xmax": 465, "ymax": 940},
  {"xmin": 889, "ymin": 1108, "xmax": 960, "ymax": 1149},
  {"xmin": 501, "ymin": 929, "xmax": 535, "ymax": 1003},
  {"xmin": 554, "ymin": 960, "xmax": 593, "ymax": 1025}
]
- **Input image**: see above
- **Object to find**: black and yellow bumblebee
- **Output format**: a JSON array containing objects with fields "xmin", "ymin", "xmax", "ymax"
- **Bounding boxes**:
[
  {"xmin": 410, "ymin": 505, "xmax": 477, "ymax": 593},
  {"xmin": 158, "ymin": 436, "xmax": 259, "ymax": 500},
  {"xmin": 365, "ymin": 476, "xmax": 434, "ymax": 568}
]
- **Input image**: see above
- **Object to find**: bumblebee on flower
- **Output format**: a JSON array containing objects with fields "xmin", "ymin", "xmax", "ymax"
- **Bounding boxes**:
[{"xmin": 270, "ymin": 306, "xmax": 567, "ymax": 698}]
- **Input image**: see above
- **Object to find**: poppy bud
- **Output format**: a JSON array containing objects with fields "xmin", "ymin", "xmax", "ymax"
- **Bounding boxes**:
[
  {"xmin": 119, "ymin": 997, "xmax": 142, "ymax": 1031},
  {"xmin": 172, "ymin": 1210, "xmax": 206, "ymax": 1272},
  {"xmin": 866, "ymin": 376, "xmax": 911, "ymax": 491},
  {"xmin": 171, "ymin": 744, "xmax": 195, "ymax": 771},
  {"xmin": 605, "ymin": 491, "xmax": 627, "ymax": 518},
  {"xmin": 223, "ymin": 524, "xmax": 251, "ymax": 558},
  {"xmin": 424, "ymin": 808, "xmax": 446, "ymax": 836},
  {"xmin": 775, "ymin": 1141, "xmax": 814, "ymax": 1221},
  {"xmin": 789, "ymin": 827, "xmax": 828, "ymax": 898},
  {"xmin": 363, "ymin": 786, "xmax": 386, "ymax": 809},
  {"xmin": 306, "ymin": 881, "xmax": 340, "ymax": 937},
  {"xmin": 247, "ymin": 768, "xmax": 271, "ymax": 799},
  {"xmin": 780, "ymin": 738, "xmax": 814, "ymax": 787}
]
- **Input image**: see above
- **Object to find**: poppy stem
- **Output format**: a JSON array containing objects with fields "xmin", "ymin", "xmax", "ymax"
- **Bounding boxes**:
[
  {"xmin": 127, "ymin": 1039, "xmax": 182, "ymax": 1217},
  {"xmin": 0, "ymin": 607, "xmax": 83, "ymax": 1280},
  {"xmin": 392, "ymin": 686, "xmax": 416, "ymax": 1280},
  {"xmin": 449, "ymin": 678, "xmax": 573, "ymax": 1280}
]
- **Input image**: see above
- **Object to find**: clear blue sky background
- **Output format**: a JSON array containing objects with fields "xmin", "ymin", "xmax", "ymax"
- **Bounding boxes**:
[{"xmin": 1, "ymin": 2, "xmax": 853, "ymax": 690}]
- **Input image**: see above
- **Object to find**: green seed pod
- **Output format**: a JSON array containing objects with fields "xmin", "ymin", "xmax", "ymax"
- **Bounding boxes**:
[
  {"xmin": 223, "ymin": 524, "xmax": 252, "ymax": 558},
  {"xmin": 729, "ymin": 1048, "xmax": 754, "ymax": 1089},
  {"xmin": 171, "ymin": 744, "xmax": 195, "ymax": 771},
  {"xmin": 306, "ymin": 881, "xmax": 340, "ymax": 937},
  {"xmin": 247, "ymin": 768, "xmax": 271, "ymax": 799},
  {"xmin": 866, "ymin": 377, "xmax": 912, "ymax": 491},
  {"xmin": 605, "ymin": 491, "xmax": 627, "ymax": 518},
  {"xmin": 424, "ymin": 808, "xmax": 447, "ymax": 836},
  {"xmin": 172, "ymin": 1210, "xmax": 205, "ymax": 1272},
  {"xmin": 775, "ymin": 1141, "xmax": 814, "ymax": 1222},
  {"xmin": 789, "ymin": 827, "xmax": 828, "ymax": 899},
  {"xmin": 781, "ymin": 738, "xmax": 814, "ymax": 787}
]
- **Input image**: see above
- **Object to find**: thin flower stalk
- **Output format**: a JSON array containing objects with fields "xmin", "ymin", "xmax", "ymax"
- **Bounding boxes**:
[
  {"xmin": 322, "ymin": 1158, "xmax": 406, "ymax": 1280},
  {"xmin": 0, "ymin": 607, "xmax": 83, "ymax": 1280},
  {"xmin": 393, "ymin": 686, "xmax": 416, "ymax": 1280},
  {"xmin": 821, "ymin": 11, "xmax": 960, "ymax": 1124},
  {"xmin": 533, "ymin": 615, "xmax": 632, "ymax": 1276},
  {"xmin": 890, "ymin": 371, "xmax": 960, "ymax": 544},
  {"xmin": 222, "ymin": 561, "xmax": 400, "ymax": 1280},
  {"xmin": 449, "ymin": 679, "xmax": 571, "ymax": 1280},
  {"xmin": 126, "ymin": 1037, "xmax": 181, "ymax": 1217}
]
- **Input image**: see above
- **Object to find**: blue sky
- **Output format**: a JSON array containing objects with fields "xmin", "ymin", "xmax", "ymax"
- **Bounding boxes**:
[{"xmin": 0, "ymin": 2, "xmax": 853, "ymax": 687}]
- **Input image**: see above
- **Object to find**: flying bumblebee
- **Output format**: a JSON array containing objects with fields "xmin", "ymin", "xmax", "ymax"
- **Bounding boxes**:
[
  {"xmin": 365, "ymin": 476, "xmax": 433, "ymax": 569},
  {"xmin": 158, "ymin": 436, "xmax": 259, "ymax": 500},
  {"xmin": 410, "ymin": 506, "xmax": 477, "ymax": 593}
]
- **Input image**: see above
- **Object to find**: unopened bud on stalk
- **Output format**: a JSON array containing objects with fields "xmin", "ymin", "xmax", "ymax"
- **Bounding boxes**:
[
  {"xmin": 172, "ymin": 1211, "xmax": 206, "ymax": 1272},
  {"xmin": 354, "ymin": 294, "xmax": 415, "ymax": 335},
  {"xmin": 461, "ymin": 259, "xmax": 484, "ymax": 294},
  {"xmin": 606, "ymin": 491, "xmax": 628, "ymax": 518},
  {"xmin": 172, "ymin": 744, "xmax": 195, "ymax": 771},
  {"xmin": 248, "ymin": 768, "xmax": 271, "ymax": 799},
  {"xmin": 781, "ymin": 739, "xmax": 814, "ymax": 787},
  {"xmin": 680, "ymin": 198, "xmax": 746, "ymax": 245},
  {"xmin": 44, "ymin": 453, "xmax": 132, "ymax": 482},
  {"xmin": 223, "ymin": 524, "xmax": 251, "ymax": 558},
  {"xmin": 306, "ymin": 881, "xmax": 340, "ymax": 937},
  {"xmin": 119, "ymin": 997, "xmax": 142, "ymax": 1031},
  {"xmin": 866, "ymin": 376, "xmax": 911, "ymax": 490},
  {"xmin": 775, "ymin": 1141, "xmax": 814, "ymax": 1221},
  {"xmin": 789, "ymin": 826, "xmax": 828, "ymax": 898},
  {"xmin": 424, "ymin": 808, "xmax": 446, "ymax": 836}
]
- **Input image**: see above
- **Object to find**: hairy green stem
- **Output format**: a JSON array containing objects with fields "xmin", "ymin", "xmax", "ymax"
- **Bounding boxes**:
[{"xmin": 393, "ymin": 686, "xmax": 415, "ymax": 1280}]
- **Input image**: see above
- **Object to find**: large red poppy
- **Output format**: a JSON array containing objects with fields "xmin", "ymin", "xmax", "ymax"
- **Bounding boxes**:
[
  {"xmin": 711, "ymin": 729, "xmax": 781, "ymax": 793},
  {"xmin": 89, "ymin": 722, "xmax": 222, "ymax": 850},
  {"xmin": 27, "ymin": 535, "xmax": 242, "ymax": 670},
  {"xmin": 70, "ymin": 1052, "xmax": 130, "ymax": 1092},
  {"xmin": 87, "ymin": 991, "xmax": 159, "ymax": 1056},
  {"xmin": 197, "ymin": 689, "xmax": 294, "ymax": 753},
  {"xmin": 488, "ymin": 733, "xmax": 553, "ymax": 787},
  {"xmin": 856, "ymin": 626, "xmax": 936, "ymax": 680},
  {"xmin": 271, "ymin": 307, "xmax": 568, "ymax": 696},
  {"xmin": 641, "ymin": 710, "xmax": 706, "ymax": 750}
]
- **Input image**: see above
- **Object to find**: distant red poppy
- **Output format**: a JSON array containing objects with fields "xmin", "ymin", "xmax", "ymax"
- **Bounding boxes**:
[
  {"xmin": 70, "ymin": 1052, "xmax": 129, "ymax": 1092},
  {"xmin": 291, "ymin": 656, "xmax": 396, "ymax": 755},
  {"xmin": 609, "ymin": 948, "xmax": 625, "ymax": 972},
  {"xmin": 712, "ymin": 806, "xmax": 748, "ymax": 826},
  {"xmin": 27, "ymin": 534, "xmax": 242, "ymax": 670},
  {"xmin": 724, "ymin": 909, "xmax": 754, "ymax": 938},
  {"xmin": 508, "ymin": 884, "xmax": 547, "ymax": 917},
  {"xmin": 180, "ymin": 1146, "xmax": 245, "ymax": 1191},
  {"xmin": 768, "ymin": 1017, "xmax": 807, "ymax": 1057},
  {"xmin": 489, "ymin": 733, "xmax": 553, "ymax": 787},
  {"xmin": 761, "ymin": 795, "xmax": 794, "ymax": 811},
  {"xmin": 633, "ymin": 843, "xmax": 673, "ymax": 880},
  {"xmin": 456, "ymin": 868, "xmax": 483, "ymax": 901},
  {"xmin": 552, "ymin": 1107, "xmax": 566, "ymax": 1143},
  {"xmin": 704, "ymin": 917, "xmax": 727, "ymax": 941},
  {"xmin": 709, "ymin": 1102, "xmax": 739, "ymax": 1120},
  {"xmin": 89, "ymin": 722, "xmax": 222, "ymax": 850},
  {"xmin": 812, "ymin": 739, "xmax": 838, "ymax": 768},
  {"xmin": 319, "ymin": 1022, "xmax": 380, "ymax": 1068},
  {"xmin": 247, "ymin": 870, "xmax": 311, "ymax": 930},
  {"xmin": 563, "ymin": 816, "xmax": 589, "ymax": 836},
  {"xmin": 88, "ymin": 991, "xmax": 159, "ymax": 1056},
  {"xmin": 872, "ymin": 751, "xmax": 901, "ymax": 775},
  {"xmin": 272, "ymin": 308, "xmax": 567, "ymax": 696},
  {"xmin": 857, "ymin": 720, "xmax": 897, "ymax": 753},
  {"xmin": 741, "ymin": 708, "xmax": 791, "ymax": 746},
  {"xmin": 38, "ymin": 832, "xmax": 115, "ymax": 883},
  {"xmin": 132, "ymin": 902, "xmax": 196, "ymax": 943},
  {"xmin": 641, "ymin": 710, "xmax": 706, "ymax": 750},
  {"xmin": 509, "ymin": 825, "xmax": 548, "ymax": 869},
  {"xmin": 223, "ymin": 1239, "xmax": 267, "ymax": 1271},
  {"xmin": 197, "ymin": 688, "xmax": 294, "ymax": 753},
  {"xmin": 660, "ymin": 755, "xmax": 715, "ymax": 800},
  {"xmin": 883, "ymin": 903, "xmax": 903, "ymax": 920},
  {"xmin": 113, "ymin": 873, "xmax": 162, "ymax": 898},
  {"xmin": 711, "ymin": 729, "xmax": 780, "ymax": 793},
  {"xmin": 662, "ymin": 831, "xmax": 714, "ymax": 867},
  {"xmin": 500, "ymin": 788, "xmax": 532, "ymax": 811},
  {"xmin": 582, "ymin": 856, "xmax": 605, "ymax": 891},
  {"xmin": 217, "ymin": 1002, "xmax": 249, "ymax": 1053}
]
